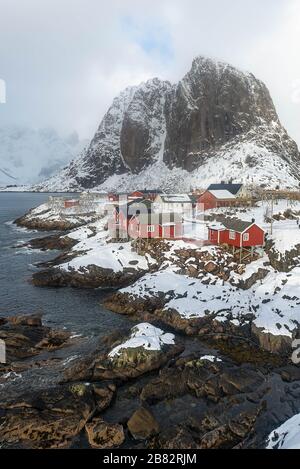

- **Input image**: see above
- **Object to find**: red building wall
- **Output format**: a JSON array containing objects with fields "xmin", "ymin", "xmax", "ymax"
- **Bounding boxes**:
[
  {"xmin": 209, "ymin": 224, "xmax": 264, "ymax": 247},
  {"xmin": 64, "ymin": 200, "xmax": 79, "ymax": 208},
  {"xmin": 198, "ymin": 191, "xmax": 217, "ymax": 211},
  {"xmin": 127, "ymin": 219, "xmax": 183, "ymax": 239},
  {"xmin": 198, "ymin": 191, "xmax": 236, "ymax": 211}
]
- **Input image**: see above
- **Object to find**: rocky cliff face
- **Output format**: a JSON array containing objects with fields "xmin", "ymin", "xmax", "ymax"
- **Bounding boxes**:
[
  {"xmin": 163, "ymin": 57, "xmax": 297, "ymax": 171},
  {"xmin": 37, "ymin": 56, "xmax": 300, "ymax": 192}
]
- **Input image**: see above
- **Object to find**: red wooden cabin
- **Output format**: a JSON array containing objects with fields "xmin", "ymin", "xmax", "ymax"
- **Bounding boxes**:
[
  {"xmin": 208, "ymin": 219, "xmax": 265, "ymax": 248},
  {"xmin": 109, "ymin": 198, "xmax": 182, "ymax": 239},
  {"xmin": 197, "ymin": 190, "xmax": 236, "ymax": 211},
  {"xmin": 64, "ymin": 199, "xmax": 80, "ymax": 209},
  {"xmin": 129, "ymin": 190, "xmax": 162, "ymax": 201},
  {"xmin": 128, "ymin": 212, "xmax": 183, "ymax": 239}
]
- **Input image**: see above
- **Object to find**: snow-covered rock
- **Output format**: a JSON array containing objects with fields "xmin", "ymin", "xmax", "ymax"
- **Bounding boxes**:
[
  {"xmin": 267, "ymin": 414, "xmax": 300, "ymax": 449},
  {"xmin": 108, "ymin": 323, "xmax": 175, "ymax": 358}
]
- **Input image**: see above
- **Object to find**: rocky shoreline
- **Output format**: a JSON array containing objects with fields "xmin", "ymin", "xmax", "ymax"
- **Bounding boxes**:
[
  {"xmin": 31, "ymin": 265, "xmax": 147, "ymax": 289},
  {"xmin": 103, "ymin": 291, "xmax": 293, "ymax": 356},
  {"xmin": 2, "ymin": 314, "xmax": 300, "ymax": 449},
  {"xmin": 14, "ymin": 205, "xmax": 99, "ymax": 232},
  {"xmin": 3, "ymin": 205, "xmax": 300, "ymax": 449},
  {"xmin": 0, "ymin": 313, "xmax": 72, "ymax": 375}
]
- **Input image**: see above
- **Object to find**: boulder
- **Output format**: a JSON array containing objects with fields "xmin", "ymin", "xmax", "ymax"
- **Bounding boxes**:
[
  {"xmin": 8, "ymin": 314, "xmax": 42, "ymax": 327},
  {"xmin": 64, "ymin": 324, "xmax": 184, "ymax": 383},
  {"xmin": 85, "ymin": 418, "xmax": 125, "ymax": 449},
  {"xmin": 127, "ymin": 407, "xmax": 159, "ymax": 440},
  {"xmin": 204, "ymin": 261, "xmax": 219, "ymax": 274}
]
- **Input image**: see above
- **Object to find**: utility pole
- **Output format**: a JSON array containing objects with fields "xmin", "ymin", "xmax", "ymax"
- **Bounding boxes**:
[{"xmin": 270, "ymin": 194, "xmax": 274, "ymax": 235}]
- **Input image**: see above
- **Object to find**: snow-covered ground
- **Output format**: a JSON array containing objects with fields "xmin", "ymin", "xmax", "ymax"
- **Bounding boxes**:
[
  {"xmin": 20, "ymin": 199, "xmax": 105, "ymax": 227},
  {"xmin": 108, "ymin": 323, "xmax": 175, "ymax": 358},
  {"xmin": 60, "ymin": 217, "xmax": 155, "ymax": 273},
  {"xmin": 24, "ymin": 198, "xmax": 300, "ymax": 339},
  {"xmin": 119, "ymin": 264, "xmax": 300, "ymax": 338},
  {"xmin": 267, "ymin": 414, "xmax": 300, "ymax": 449},
  {"xmin": 203, "ymin": 199, "xmax": 300, "ymax": 255},
  {"xmin": 60, "ymin": 240, "xmax": 152, "ymax": 273}
]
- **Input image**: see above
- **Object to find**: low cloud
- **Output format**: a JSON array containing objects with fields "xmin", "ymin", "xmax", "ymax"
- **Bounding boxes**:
[{"xmin": 0, "ymin": 0, "xmax": 299, "ymax": 148}]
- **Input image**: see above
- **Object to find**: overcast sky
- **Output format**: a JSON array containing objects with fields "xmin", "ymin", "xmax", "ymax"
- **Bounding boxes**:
[{"xmin": 0, "ymin": 0, "xmax": 300, "ymax": 146}]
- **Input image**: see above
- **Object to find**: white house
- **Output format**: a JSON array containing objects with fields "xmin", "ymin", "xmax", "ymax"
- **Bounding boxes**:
[{"xmin": 154, "ymin": 194, "xmax": 194, "ymax": 217}]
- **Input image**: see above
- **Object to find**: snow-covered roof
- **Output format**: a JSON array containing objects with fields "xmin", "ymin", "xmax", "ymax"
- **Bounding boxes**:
[
  {"xmin": 159, "ymin": 194, "xmax": 193, "ymax": 203},
  {"xmin": 208, "ymin": 222, "xmax": 226, "ymax": 231},
  {"xmin": 208, "ymin": 190, "xmax": 236, "ymax": 200}
]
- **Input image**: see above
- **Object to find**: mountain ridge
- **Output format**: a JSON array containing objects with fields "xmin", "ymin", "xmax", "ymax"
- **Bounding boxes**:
[{"xmin": 35, "ymin": 56, "xmax": 300, "ymax": 192}]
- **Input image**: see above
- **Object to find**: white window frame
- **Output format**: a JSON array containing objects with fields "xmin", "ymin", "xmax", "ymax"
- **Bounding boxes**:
[
  {"xmin": 229, "ymin": 230, "xmax": 236, "ymax": 240},
  {"xmin": 147, "ymin": 225, "xmax": 155, "ymax": 233},
  {"xmin": 243, "ymin": 232, "xmax": 250, "ymax": 242}
]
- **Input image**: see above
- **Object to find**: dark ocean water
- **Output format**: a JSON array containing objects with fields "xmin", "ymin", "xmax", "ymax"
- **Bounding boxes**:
[{"xmin": 0, "ymin": 192, "xmax": 130, "ymax": 338}]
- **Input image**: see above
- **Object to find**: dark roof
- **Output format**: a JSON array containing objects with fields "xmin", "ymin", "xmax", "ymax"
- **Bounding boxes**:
[
  {"xmin": 127, "ymin": 198, "xmax": 153, "ymax": 207},
  {"xmin": 115, "ymin": 198, "xmax": 153, "ymax": 214},
  {"xmin": 222, "ymin": 218, "xmax": 254, "ymax": 233},
  {"xmin": 139, "ymin": 189, "xmax": 162, "ymax": 194},
  {"xmin": 207, "ymin": 183, "xmax": 243, "ymax": 195}
]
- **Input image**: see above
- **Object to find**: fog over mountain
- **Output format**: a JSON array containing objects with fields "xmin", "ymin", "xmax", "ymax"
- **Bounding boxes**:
[{"xmin": 0, "ymin": 126, "xmax": 87, "ymax": 186}]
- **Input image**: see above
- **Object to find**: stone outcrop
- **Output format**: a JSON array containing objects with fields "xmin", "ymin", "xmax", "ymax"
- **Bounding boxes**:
[
  {"xmin": 127, "ymin": 407, "xmax": 160, "ymax": 440},
  {"xmin": 24, "ymin": 234, "xmax": 78, "ymax": 251},
  {"xmin": 0, "ymin": 314, "xmax": 71, "ymax": 374},
  {"xmin": 63, "ymin": 327, "xmax": 183, "ymax": 383},
  {"xmin": 0, "ymin": 383, "xmax": 114, "ymax": 449},
  {"xmin": 32, "ymin": 265, "xmax": 146, "ymax": 289},
  {"xmin": 266, "ymin": 240, "xmax": 300, "ymax": 272},
  {"xmin": 85, "ymin": 418, "xmax": 125, "ymax": 449},
  {"xmin": 14, "ymin": 209, "xmax": 97, "ymax": 231}
]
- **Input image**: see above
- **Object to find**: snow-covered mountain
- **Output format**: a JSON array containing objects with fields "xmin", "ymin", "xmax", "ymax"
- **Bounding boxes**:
[
  {"xmin": 0, "ymin": 126, "xmax": 87, "ymax": 187},
  {"xmin": 36, "ymin": 56, "xmax": 300, "ymax": 192}
]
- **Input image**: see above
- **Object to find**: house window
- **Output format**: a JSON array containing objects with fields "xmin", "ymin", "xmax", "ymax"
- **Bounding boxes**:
[
  {"xmin": 147, "ymin": 225, "xmax": 155, "ymax": 233},
  {"xmin": 243, "ymin": 233, "xmax": 250, "ymax": 242},
  {"xmin": 229, "ymin": 231, "xmax": 236, "ymax": 240}
]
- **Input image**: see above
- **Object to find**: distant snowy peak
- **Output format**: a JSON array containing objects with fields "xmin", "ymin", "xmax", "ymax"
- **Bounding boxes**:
[
  {"xmin": 37, "ymin": 55, "xmax": 300, "ymax": 192},
  {"xmin": 0, "ymin": 126, "xmax": 87, "ymax": 187}
]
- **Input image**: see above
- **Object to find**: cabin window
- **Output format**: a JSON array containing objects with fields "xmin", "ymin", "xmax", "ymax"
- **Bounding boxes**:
[
  {"xmin": 229, "ymin": 231, "xmax": 236, "ymax": 240},
  {"xmin": 243, "ymin": 233, "xmax": 250, "ymax": 242},
  {"xmin": 147, "ymin": 225, "xmax": 155, "ymax": 233}
]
